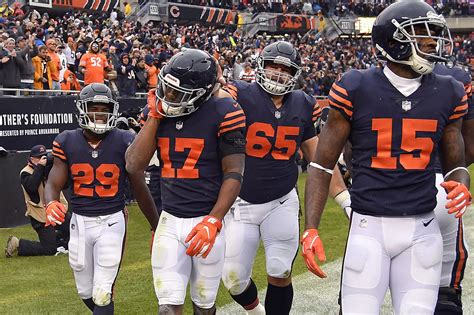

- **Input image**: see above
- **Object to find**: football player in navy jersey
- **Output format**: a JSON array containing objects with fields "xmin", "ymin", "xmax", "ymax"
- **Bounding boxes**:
[
  {"xmin": 44, "ymin": 83, "xmax": 159, "ymax": 314},
  {"xmin": 303, "ymin": 1, "xmax": 470, "ymax": 314},
  {"xmin": 125, "ymin": 49, "xmax": 246, "ymax": 315},
  {"xmin": 431, "ymin": 63, "xmax": 472, "ymax": 315},
  {"xmin": 221, "ymin": 41, "xmax": 350, "ymax": 315}
]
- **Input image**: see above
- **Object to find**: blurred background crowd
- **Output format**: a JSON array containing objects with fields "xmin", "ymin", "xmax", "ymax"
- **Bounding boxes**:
[{"xmin": 0, "ymin": 0, "xmax": 472, "ymax": 97}]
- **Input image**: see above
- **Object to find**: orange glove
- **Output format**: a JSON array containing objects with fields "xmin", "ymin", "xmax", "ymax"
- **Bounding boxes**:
[
  {"xmin": 185, "ymin": 215, "xmax": 222, "ymax": 258},
  {"xmin": 45, "ymin": 200, "xmax": 67, "ymax": 227},
  {"xmin": 147, "ymin": 89, "xmax": 164, "ymax": 119},
  {"xmin": 441, "ymin": 181, "xmax": 471, "ymax": 218},
  {"xmin": 301, "ymin": 229, "xmax": 327, "ymax": 278}
]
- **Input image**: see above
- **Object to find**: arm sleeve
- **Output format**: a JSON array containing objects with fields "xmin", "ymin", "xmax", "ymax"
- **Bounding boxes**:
[
  {"xmin": 52, "ymin": 133, "xmax": 68, "ymax": 162},
  {"xmin": 448, "ymin": 79, "xmax": 468, "ymax": 123},
  {"xmin": 328, "ymin": 70, "xmax": 359, "ymax": 121},
  {"xmin": 216, "ymin": 99, "xmax": 246, "ymax": 137},
  {"xmin": 302, "ymin": 94, "xmax": 320, "ymax": 142}
]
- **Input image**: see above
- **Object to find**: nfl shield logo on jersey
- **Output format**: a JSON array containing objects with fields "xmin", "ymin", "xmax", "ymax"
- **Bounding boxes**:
[
  {"xmin": 92, "ymin": 150, "xmax": 99, "ymax": 158},
  {"xmin": 401, "ymin": 100, "xmax": 412, "ymax": 111},
  {"xmin": 275, "ymin": 111, "xmax": 281, "ymax": 119},
  {"xmin": 176, "ymin": 121, "xmax": 183, "ymax": 130}
]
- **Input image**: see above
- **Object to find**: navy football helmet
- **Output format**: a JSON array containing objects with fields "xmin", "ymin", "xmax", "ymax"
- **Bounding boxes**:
[
  {"xmin": 256, "ymin": 41, "xmax": 302, "ymax": 95},
  {"xmin": 156, "ymin": 49, "xmax": 218, "ymax": 117},
  {"xmin": 76, "ymin": 83, "xmax": 119, "ymax": 134},
  {"xmin": 372, "ymin": 0, "xmax": 452, "ymax": 75}
]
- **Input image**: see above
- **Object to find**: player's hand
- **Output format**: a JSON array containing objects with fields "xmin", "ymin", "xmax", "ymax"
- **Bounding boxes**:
[
  {"xmin": 441, "ymin": 181, "xmax": 471, "ymax": 218},
  {"xmin": 147, "ymin": 90, "xmax": 164, "ymax": 119},
  {"xmin": 301, "ymin": 229, "xmax": 327, "ymax": 278},
  {"xmin": 45, "ymin": 200, "xmax": 67, "ymax": 227},
  {"xmin": 185, "ymin": 215, "xmax": 222, "ymax": 258}
]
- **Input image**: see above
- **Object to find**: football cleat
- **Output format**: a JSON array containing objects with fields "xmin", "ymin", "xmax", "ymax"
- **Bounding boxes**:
[{"xmin": 5, "ymin": 236, "xmax": 19, "ymax": 258}]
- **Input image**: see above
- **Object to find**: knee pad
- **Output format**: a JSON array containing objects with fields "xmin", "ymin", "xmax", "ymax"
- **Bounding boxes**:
[
  {"xmin": 92, "ymin": 287, "xmax": 111, "ymax": 306},
  {"xmin": 266, "ymin": 256, "xmax": 292, "ymax": 279},
  {"xmin": 435, "ymin": 287, "xmax": 462, "ymax": 315},
  {"xmin": 221, "ymin": 265, "xmax": 249, "ymax": 295}
]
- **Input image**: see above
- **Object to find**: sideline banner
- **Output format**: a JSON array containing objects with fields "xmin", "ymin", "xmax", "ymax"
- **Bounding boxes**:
[
  {"xmin": 168, "ymin": 3, "xmax": 236, "ymax": 25},
  {"xmin": 0, "ymin": 96, "xmax": 145, "ymax": 151}
]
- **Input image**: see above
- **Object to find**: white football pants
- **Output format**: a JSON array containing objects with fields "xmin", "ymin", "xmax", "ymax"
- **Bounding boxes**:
[
  {"xmin": 341, "ymin": 211, "xmax": 442, "ymax": 315},
  {"xmin": 68, "ymin": 211, "xmax": 126, "ymax": 305},
  {"xmin": 151, "ymin": 211, "xmax": 225, "ymax": 308},
  {"xmin": 222, "ymin": 188, "xmax": 300, "ymax": 295}
]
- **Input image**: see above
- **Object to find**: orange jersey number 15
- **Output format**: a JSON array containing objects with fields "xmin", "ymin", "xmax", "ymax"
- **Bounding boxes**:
[{"xmin": 371, "ymin": 118, "xmax": 438, "ymax": 170}]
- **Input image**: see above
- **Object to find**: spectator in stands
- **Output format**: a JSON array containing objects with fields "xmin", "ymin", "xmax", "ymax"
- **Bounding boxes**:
[
  {"xmin": 46, "ymin": 38, "xmax": 61, "ymax": 91},
  {"xmin": 0, "ymin": 2, "xmax": 12, "ymax": 17},
  {"xmin": 0, "ymin": 37, "xmax": 25, "ymax": 95},
  {"xmin": 18, "ymin": 35, "xmax": 36, "ymax": 91},
  {"xmin": 5, "ymin": 145, "xmax": 69, "ymax": 258},
  {"xmin": 124, "ymin": 1, "xmax": 132, "ymax": 16},
  {"xmin": 78, "ymin": 41, "xmax": 109, "ymax": 85},
  {"xmin": 108, "ymin": 45, "xmax": 121, "ymax": 71},
  {"xmin": 61, "ymin": 66, "xmax": 80, "ymax": 91},
  {"xmin": 63, "ymin": 36, "xmax": 76, "ymax": 73},
  {"xmin": 239, "ymin": 61, "xmax": 256, "ymax": 82},
  {"xmin": 32, "ymin": 45, "xmax": 52, "ymax": 90},
  {"xmin": 12, "ymin": 2, "xmax": 23, "ymax": 17},
  {"xmin": 117, "ymin": 53, "xmax": 136, "ymax": 96},
  {"xmin": 144, "ymin": 54, "xmax": 158, "ymax": 89},
  {"xmin": 134, "ymin": 57, "xmax": 148, "ymax": 93}
]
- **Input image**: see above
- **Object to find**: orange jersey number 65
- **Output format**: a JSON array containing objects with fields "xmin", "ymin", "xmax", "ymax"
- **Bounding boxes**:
[
  {"xmin": 71, "ymin": 163, "xmax": 120, "ymax": 197},
  {"xmin": 246, "ymin": 122, "xmax": 300, "ymax": 160}
]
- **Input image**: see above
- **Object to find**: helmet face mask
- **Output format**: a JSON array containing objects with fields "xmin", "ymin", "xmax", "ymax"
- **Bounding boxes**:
[
  {"xmin": 256, "ymin": 42, "xmax": 302, "ymax": 95},
  {"xmin": 156, "ymin": 72, "xmax": 207, "ymax": 117},
  {"xmin": 155, "ymin": 49, "xmax": 218, "ymax": 118},
  {"xmin": 372, "ymin": 1, "xmax": 453, "ymax": 75},
  {"xmin": 76, "ymin": 84, "xmax": 119, "ymax": 134}
]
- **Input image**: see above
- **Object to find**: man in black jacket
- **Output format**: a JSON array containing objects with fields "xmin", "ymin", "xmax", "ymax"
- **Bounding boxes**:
[
  {"xmin": 5, "ymin": 145, "xmax": 70, "ymax": 257},
  {"xmin": 0, "ymin": 37, "xmax": 25, "ymax": 95}
]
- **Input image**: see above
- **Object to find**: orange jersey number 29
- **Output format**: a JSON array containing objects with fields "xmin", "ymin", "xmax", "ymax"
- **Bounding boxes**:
[{"xmin": 70, "ymin": 163, "xmax": 120, "ymax": 197}]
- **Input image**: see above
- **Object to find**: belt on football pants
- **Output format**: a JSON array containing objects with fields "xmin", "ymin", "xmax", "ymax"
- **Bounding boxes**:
[{"xmin": 76, "ymin": 214, "xmax": 86, "ymax": 270}]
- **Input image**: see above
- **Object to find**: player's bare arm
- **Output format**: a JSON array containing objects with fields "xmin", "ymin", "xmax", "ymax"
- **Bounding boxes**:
[
  {"xmin": 128, "ymin": 170, "xmax": 159, "ymax": 230},
  {"xmin": 440, "ymin": 120, "xmax": 470, "ymax": 187},
  {"xmin": 304, "ymin": 109, "xmax": 351, "ymax": 230},
  {"xmin": 44, "ymin": 157, "xmax": 68, "ymax": 204},
  {"xmin": 125, "ymin": 115, "xmax": 161, "ymax": 175},
  {"xmin": 209, "ymin": 153, "xmax": 245, "ymax": 220},
  {"xmin": 43, "ymin": 158, "xmax": 69, "ymax": 226},
  {"xmin": 462, "ymin": 119, "xmax": 474, "ymax": 166},
  {"xmin": 440, "ymin": 119, "xmax": 471, "ymax": 218},
  {"xmin": 301, "ymin": 136, "xmax": 350, "ymax": 204}
]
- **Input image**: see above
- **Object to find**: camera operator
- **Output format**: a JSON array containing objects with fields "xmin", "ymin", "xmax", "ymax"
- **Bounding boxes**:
[{"xmin": 5, "ymin": 145, "xmax": 69, "ymax": 258}]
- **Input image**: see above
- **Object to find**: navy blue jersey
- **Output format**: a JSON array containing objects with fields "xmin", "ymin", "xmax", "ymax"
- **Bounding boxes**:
[
  {"xmin": 52, "ymin": 128, "xmax": 134, "ymax": 216},
  {"xmin": 329, "ymin": 68, "xmax": 467, "ymax": 216},
  {"xmin": 433, "ymin": 64, "xmax": 472, "ymax": 120},
  {"xmin": 156, "ymin": 96, "xmax": 246, "ymax": 218},
  {"xmin": 225, "ymin": 81, "xmax": 321, "ymax": 204}
]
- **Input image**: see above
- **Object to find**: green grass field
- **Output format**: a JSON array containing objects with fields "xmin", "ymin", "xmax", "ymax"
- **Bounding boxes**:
[
  {"xmin": 0, "ymin": 173, "xmax": 349, "ymax": 314},
  {"xmin": 11, "ymin": 165, "xmax": 472, "ymax": 313}
]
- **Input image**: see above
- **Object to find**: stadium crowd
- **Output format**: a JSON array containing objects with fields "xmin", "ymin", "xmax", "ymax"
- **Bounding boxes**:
[{"xmin": 0, "ymin": 2, "xmax": 472, "ymax": 97}]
